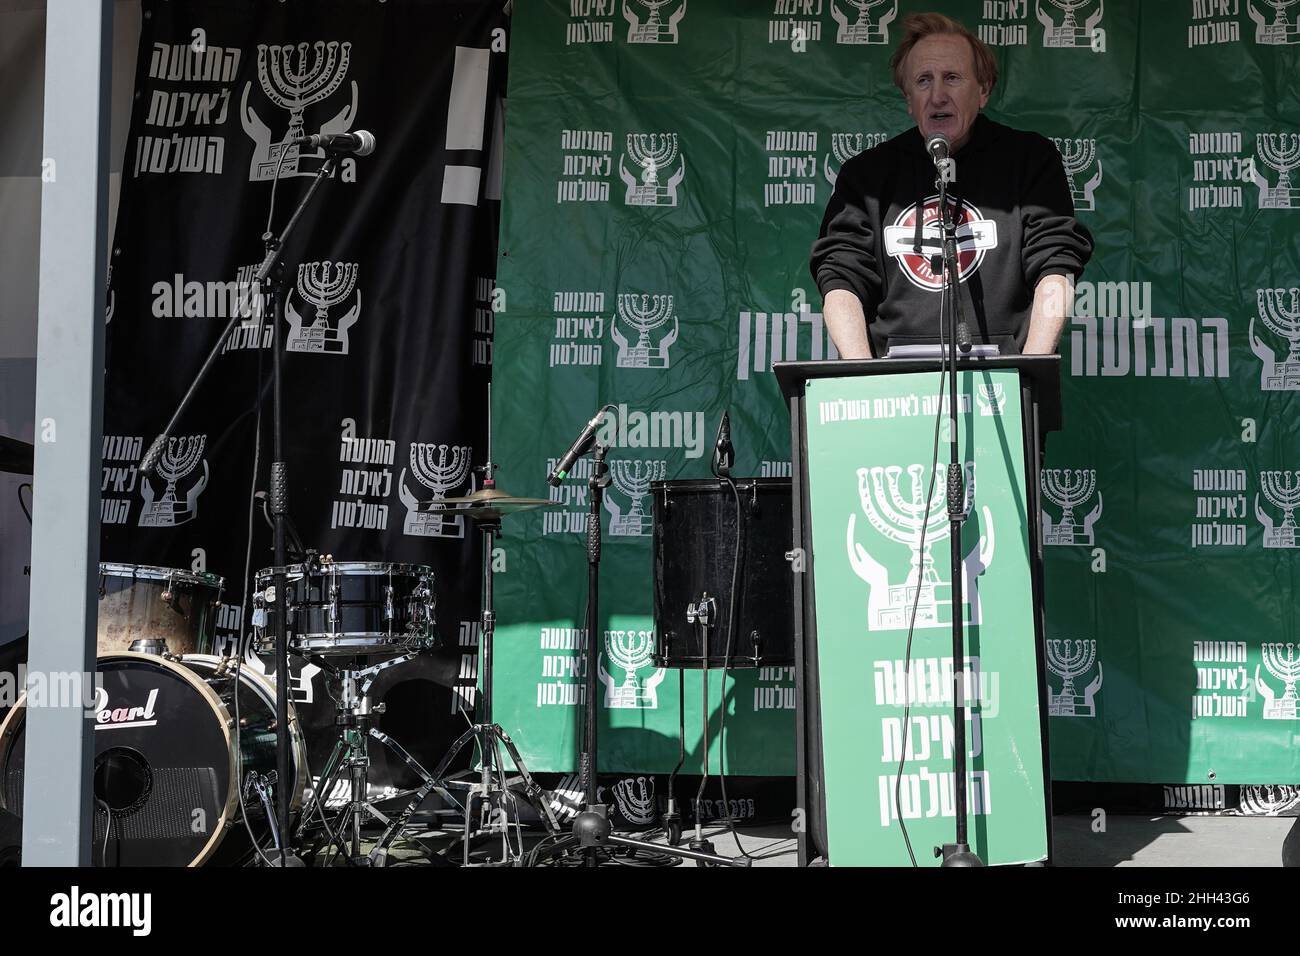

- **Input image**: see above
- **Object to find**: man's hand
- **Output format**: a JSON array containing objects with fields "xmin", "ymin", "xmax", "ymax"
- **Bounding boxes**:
[
  {"xmin": 1023, "ymin": 274, "xmax": 1073, "ymax": 355},
  {"xmin": 824, "ymin": 289, "xmax": 874, "ymax": 359}
]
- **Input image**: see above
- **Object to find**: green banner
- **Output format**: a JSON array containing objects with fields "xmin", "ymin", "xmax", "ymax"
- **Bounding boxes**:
[
  {"xmin": 805, "ymin": 368, "xmax": 1047, "ymax": 865},
  {"xmin": 493, "ymin": 0, "xmax": 1300, "ymax": 784}
]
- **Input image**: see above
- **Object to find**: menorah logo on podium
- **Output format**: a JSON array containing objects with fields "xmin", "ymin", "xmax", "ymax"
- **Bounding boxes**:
[
  {"xmin": 1041, "ymin": 467, "xmax": 1102, "ymax": 546},
  {"xmin": 241, "ymin": 40, "xmax": 357, "ymax": 182},
  {"xmin": 846, "ymin": 463, "xmax": 994, "ymax": 632},
  {"xmin": 613, "ymin": 293, "xmax": 678, "ymax": 369},
  {"xmin": 976, "ymin": 383, "xmax": 1006, "ymax": 416},
  {"xmin": 1240, "ymin": 784, "xmax": 1300, "ymax": 815},
  {"xmin": 399, "ymin": 443, "xmax": 472, "ymax": 538},
  {"xmin": 831, "ymin": 0, "xmax": 898, "ymax": 45},
  {"xmin": 287, "ymin": 261, "xmax": 360, "ymax": 354},
  {"xmin": 1036, "ymin": 0, "xmax": 1104, "ymax": 48},
  {"xmin": 605, "ymin": 459, "xmax": 668, "ymax": 536},
  {"xmin": 1255, "ymin": 642, "xmax": 1300, "ymax": 719},
  {"xmin": 599, "ymin": 629, "xmax": 666, "ymax": 709},
  {"xmin": 620, "ymin": 133, "xmax": 686, "ymax": 207},
  {"xmin": 1248, "ymin": 0, "xmax": 1300, "ymax": 44},
  {"xmin": 1256, "ymin": 469, "xmax": 1300, "ymax": 549},
  {"xmin": 1249, "ymin": 288, "xmax": 1300, "ymax": 391},
  {"xmin": 1051, "ymin": 138, "xmax": 1103, "ymax": 211},
  {"xmin": 138, "ymin": 435, "xmax": 209, "ymax": 527},
  {"xmin": 622, "ymin": 0, "xmax": 686, "ymax": 43},
  {"xmin": 1254, "ymin": 133, "xmax": 1300, "ymax": 209},
  {"xmin": 1045, "ymin": 639, "xmax": 1103, "ymax": 717},
  {"xmin": 611, "ymin": 776, "xmax": 658, "ymax": 826}
]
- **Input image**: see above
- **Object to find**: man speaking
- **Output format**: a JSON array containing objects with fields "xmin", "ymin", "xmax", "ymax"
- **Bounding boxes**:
[{"xmin": 810, "ymin": 12, "xmax": 1093, "ymax": 359}]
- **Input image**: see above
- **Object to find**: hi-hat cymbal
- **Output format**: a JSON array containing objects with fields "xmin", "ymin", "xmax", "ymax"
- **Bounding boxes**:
[
  {"xmin": 0, "ymin": 436, "xmax": 34, "ymax": 477},
  {"xmin": 433, "ymin": 486, "xmax": 555, "ymax": 520}
]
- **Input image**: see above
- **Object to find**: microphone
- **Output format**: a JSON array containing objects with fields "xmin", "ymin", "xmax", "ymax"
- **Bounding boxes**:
[
  {"xmin": 548, "ymin": 409, "xmax": 609, "ymax": 487},
  {"xmin": 926, "ymin": 132, "xmax": 950, "ymax": 164},
  {"xmin": 290, "ymin": 130, "xmax": 376, "ymax": 156},
  {"xmin": 713, "ymin": 411, "xmax": 734, "ymax": 478}
]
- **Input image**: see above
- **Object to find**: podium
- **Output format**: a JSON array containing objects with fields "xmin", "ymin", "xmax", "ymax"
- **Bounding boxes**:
[{"xmin": 774, "ymin": 357, "xmax": 1061, "ymax": 867}]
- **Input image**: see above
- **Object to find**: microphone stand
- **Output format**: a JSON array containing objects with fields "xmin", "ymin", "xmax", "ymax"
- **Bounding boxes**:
[
  {"xmin": 140, "ymin": 152, "xmax": 341, "ymax": 866},
  {"xmin": 934, "ymin": 157, "xmax": 982, "ymax": 868}
]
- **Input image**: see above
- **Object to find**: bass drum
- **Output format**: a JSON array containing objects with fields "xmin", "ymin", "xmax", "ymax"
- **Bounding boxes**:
[{"xmin": 0, "ymin": 653, "xmax": 306, "ymax": 866}]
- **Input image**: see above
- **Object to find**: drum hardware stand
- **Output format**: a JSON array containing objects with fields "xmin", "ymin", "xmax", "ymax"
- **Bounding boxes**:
[
  {"xmin": 244, "ymin": 771, "xmax": 303, "ymax": 865},
  {"xmin": 682, "ymin": 594, "xmax": 722, "ymax": 860},
  {"xmin": 139, "ymin": 151, "xmax": 344, "ymax": 865},
  {"xmin": 548, "ymin": 444, "xmax": 746, "ymax": 868}
]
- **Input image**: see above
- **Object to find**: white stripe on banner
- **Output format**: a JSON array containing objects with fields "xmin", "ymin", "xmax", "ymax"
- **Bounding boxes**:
[{"xmin": 445, "ymin": 46, "xmax": 490, "ymax": 151}]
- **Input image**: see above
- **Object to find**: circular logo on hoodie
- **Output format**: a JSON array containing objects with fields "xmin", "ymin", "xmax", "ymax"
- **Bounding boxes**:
[{"xmin": 884, "ymin": 196, "xmax": 999, "ymax": 292}]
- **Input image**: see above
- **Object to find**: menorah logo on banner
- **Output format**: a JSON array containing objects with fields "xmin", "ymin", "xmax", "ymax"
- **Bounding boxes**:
[
  {"xmin": 976, "ymin": 383, "xmax": 1006, "ymax": 416},
  {"xmin": 623, "ymin": 0, "xmax": 686, "ymax": 43},
  {"xmin": 399, "ymin": 443, "xmax": 472, "ymax": 538},
  {"xmin": 620, "ymin": 133, "xmax": 685, "ymax": 206},
  {"xmin": 1240, "ymin": 784, "xmax": 1300, "ymax": 815},
  {"xmin": 606, "ymin": 776, "xmax": 658, "ymax": 825},
  {"xmin": 604, "ymin": 458, "xmax": 668, "ymax": 536},
  {"xmin": 613, "ymin": 293, "xmax": 678, "ymax": 369},
  {"xmin": 823, "ymin": 132, "xmax": 887, "ymax": 187},
  {"xmin": 600, "ymin": 628, "xmax": 667, "ymax": 708},
  {"xmin": 1255, "ymin": 642, "xmax": 1300, "ymax": 719},
  {"xmin": 1248, "ymin": 0, "xmax": 1300, "ymax": 44},
  {"xmin": 286, "ymin": 261, "xmax": 360, "ymax": 354},
  {"xmin": 1256, "ymin": 469, "xmax": 1300, "ymax": 549},
  {"xmin": 846, "ymin": 464, "xmax": 994, "ymax": 631},
  {"xmin": 138, "ymin": 435, "xmax": 208, "ymax": 527},
  {"xmin": 1051, "ymin": 137, "xmax": 1103, "ymax": 212},
  {"xmin": 1255, "ymin": 132, "xmax": 1300, "ymax": 209},
  {"xmin": 830, "ymin": 0, "xmax": 897, "ymax": 44},
  {"xmin": 1250, "ymin": 288, "xmax": 1300, "ymax": 390},
  {"xmin": 1041, "ymin": 467, "xmax": 1102, "ymax": 546},
  {"xmin": 1036, "ymin": 0, "xmax": 1103, "ymax": 48},
  {"xmin": 242, "ymin": 40, "xmax": 358, "ymax": 182},
  {"xmin": 1045, "ymin": 639, "xmax": 1103, "ymax": 717}
]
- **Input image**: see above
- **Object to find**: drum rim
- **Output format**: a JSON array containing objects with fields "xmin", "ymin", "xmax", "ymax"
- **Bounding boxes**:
[
  {"xmin": 648, "ymin": 477, "xmax": 792, "ymax": 492},
  {"xmin": 99, "ymin": 562, "xmax": 225, "ymax": 589},
  {"xmin": 255, "ymin": 561, "xmax": 434, "ymax": 578},
  {"xmin": 0, "ymin": 653, "xmax": 237, "ymax": 867},
  {"xmin": 180, "ymin": 654, "xmax": 309, "ymax": 810}
]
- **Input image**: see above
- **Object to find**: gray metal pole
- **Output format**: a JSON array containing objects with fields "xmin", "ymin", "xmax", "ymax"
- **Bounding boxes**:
[{"xmin": 23, "ymin": 0, "xmax": 114, "ymax": 867}]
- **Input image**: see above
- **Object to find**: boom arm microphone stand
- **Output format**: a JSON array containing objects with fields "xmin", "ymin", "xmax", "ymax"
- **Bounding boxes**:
[
  {"xmin": 141, "ymin": 151, "xmax": 342, "ymax": 866},
  {"xmin": 933, "ymin": 155, "xmax": 983, "ymax": 868}
]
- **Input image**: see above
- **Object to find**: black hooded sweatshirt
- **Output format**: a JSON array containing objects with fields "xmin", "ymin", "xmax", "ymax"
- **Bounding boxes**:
[{"xmin": 809, "ymin": 114, "xmax": 1093, "ymax": 356}]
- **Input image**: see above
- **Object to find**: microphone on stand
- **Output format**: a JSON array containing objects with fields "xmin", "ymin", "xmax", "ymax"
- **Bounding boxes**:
[
  {"xmin": 289, "ymin": 130, "xmax": 376, "ymax": 156},
  {"xmin": 926, "ymin": 132, "xmax": 971, "ymax": 352},
  {"xmin": 548, "ymin": 408, "xmax": 610, "ymax": 487},
  {"xmin": 713, "ymin": 412, "xmax": 734, "ymax": 478}
]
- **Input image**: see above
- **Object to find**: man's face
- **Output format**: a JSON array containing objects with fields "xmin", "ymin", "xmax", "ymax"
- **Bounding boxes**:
[{"xmin": 901, "ymin": 33, "xmax": 990, "ymax": 153}]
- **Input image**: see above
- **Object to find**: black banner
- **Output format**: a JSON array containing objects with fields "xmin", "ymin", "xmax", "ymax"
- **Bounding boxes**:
[{"xmin": 101, "ymin": 0, "xmax": 506, "ymax": 783}]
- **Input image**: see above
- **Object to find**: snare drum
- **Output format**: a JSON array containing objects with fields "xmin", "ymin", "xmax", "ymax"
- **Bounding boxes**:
[
  {"xmin": 97, "ymin": 563, "xmax": 224, "ymax": 657},
  {"xmin": 253, "ymin": 560, "xmax": 439, "ymax": 657},
  {"xmin": 0, "ymin": 652, "xmax": 307, "ymax": 866}
]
